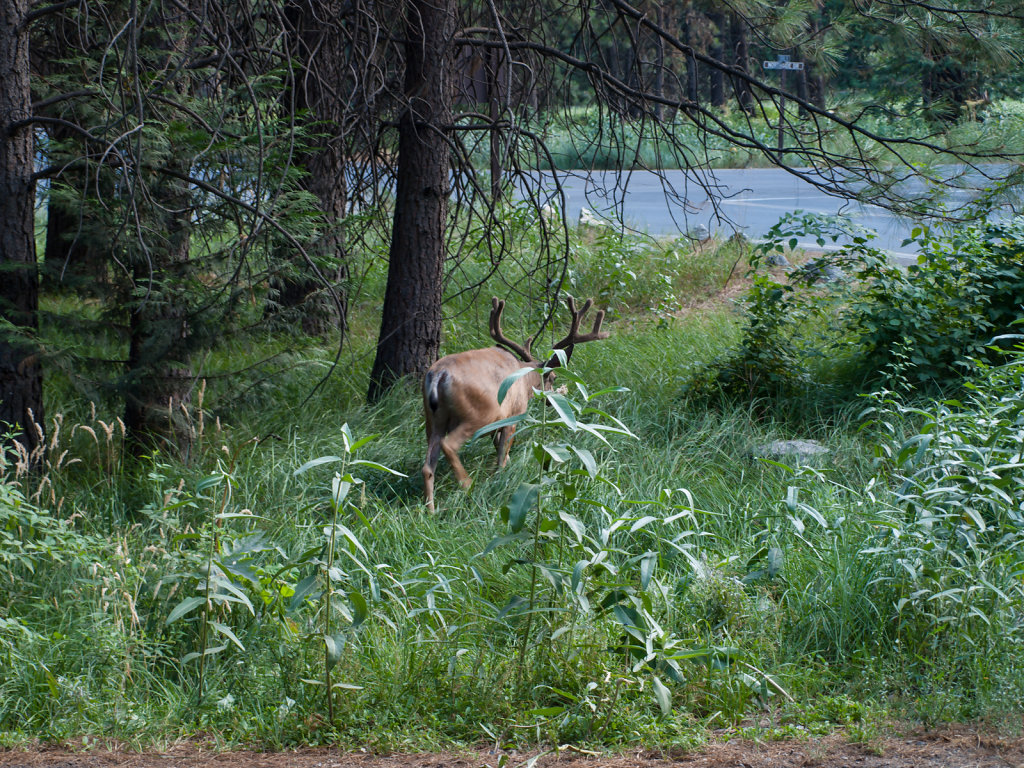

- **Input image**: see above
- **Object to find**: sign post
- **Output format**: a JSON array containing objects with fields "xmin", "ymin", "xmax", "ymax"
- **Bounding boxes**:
[{"xmin": 762, "ymin": 54, "xmax": 804, "ymax": 160}]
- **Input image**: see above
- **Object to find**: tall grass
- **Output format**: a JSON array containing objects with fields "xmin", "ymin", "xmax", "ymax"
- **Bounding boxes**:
[{"xmin": 3, "ymin": 220, "xmax": 1023, "ymax": 748}]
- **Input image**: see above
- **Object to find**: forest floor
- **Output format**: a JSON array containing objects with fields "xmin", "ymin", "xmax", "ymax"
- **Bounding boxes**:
[{"xmin": 3, "ymin": 726, "xmax": 1023, "ymax": 768}]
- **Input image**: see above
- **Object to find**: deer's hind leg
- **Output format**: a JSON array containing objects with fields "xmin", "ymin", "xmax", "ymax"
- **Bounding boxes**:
[
  {"xmin": 440, "ymin": 422, "xmax": 476, "ymax": 489},
  {"xmin": 422, "ymin": 407, "xmax": 447, "ymax": 513},
  {"xmin": 422, "ymin": 430, "xmax": 444, "ymax": 513},
  {"xmin": 493, "ymin": 424, "xmax": 516, "ymax": 468}
]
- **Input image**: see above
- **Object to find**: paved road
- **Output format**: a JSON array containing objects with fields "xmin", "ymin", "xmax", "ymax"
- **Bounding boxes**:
[{"xmin": 533, "ymin": 168, "xmax": 985, "ymax": 264}]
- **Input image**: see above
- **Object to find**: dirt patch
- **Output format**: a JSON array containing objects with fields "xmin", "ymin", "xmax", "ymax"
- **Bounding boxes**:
[
  {"xmin": 3, "ymin": 728, "xmax": 1022, "ymax": 768},
  {"xmin": 672, "ymin": 243, "xmax": 804, "ymax": 320}
]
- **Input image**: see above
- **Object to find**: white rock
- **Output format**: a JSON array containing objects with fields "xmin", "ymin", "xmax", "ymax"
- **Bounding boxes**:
[
  {"xmin": 688, "ymin": 224, "xmax": 710, "ymax": 241},
  {"xmin": 578, "ymin": 207, "xmax": 610, "ymax": 228},
  {"xmin": 754, "ymin": 439, "xmax": 829, "ymax": 460}
]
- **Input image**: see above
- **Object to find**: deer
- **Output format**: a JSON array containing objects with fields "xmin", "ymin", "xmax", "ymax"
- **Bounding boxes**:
[
  {"xmin": 965, "ymin": 90, "xmax": 991, "ymax": 122},
  {"xmin": 421, "ymin": 296, "xmax": 609, "ymax": 513}
]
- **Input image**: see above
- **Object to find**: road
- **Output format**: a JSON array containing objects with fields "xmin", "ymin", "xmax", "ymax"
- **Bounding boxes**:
[{"xmin": 532, "ymin": 168, "xmax": 988, "ymax": 264}]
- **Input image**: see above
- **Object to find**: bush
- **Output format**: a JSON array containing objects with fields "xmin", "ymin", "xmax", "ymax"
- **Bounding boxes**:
[
  {"xmin": 756, "ymin": 343, "xmax": 1024, "ymax": 715},
  {"xmin": 691, "ymin": 211, "xmax": 1024, "ymax": 402},
  {"xmin": 856, "ymin": 344, "xmax": 1024, "ymax": 710},
  {"xmin": 847, "ymin": 218, "xmax": 1024, "ymax": 387},
  {"xmin": 685, "ymin": 213, "xmax": 857, "ymax": 404}
]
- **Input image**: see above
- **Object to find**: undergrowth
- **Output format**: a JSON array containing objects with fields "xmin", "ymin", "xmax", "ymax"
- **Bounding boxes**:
[{"xmin": 2, "ymin": 216, "xmax": 1024, "ymax": 748}]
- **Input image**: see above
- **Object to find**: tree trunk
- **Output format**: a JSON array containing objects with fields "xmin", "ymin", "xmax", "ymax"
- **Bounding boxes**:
[
  {"xmin": 807, "ymin": 66, "xmax": 827, "ymax": 111},
  {"xmin": 123, "ymin": 166, "xmax": 194, "ymax": 458},
  {"xmin": 367, "ymin": 0, "xmax": 455, "ymax": 402},
  {"xmin": 653, "ymin": 3, "xmax": 665, "ymax": 120},
  {"xmin": 269, "ymin": 0, "xmax": 352, "ymax": 338},
  {"xmin": 122, "ymin": 5, "xmax": 197, "ymax": 457},
  {"xmin": 806, "ymin": 11, "xmax": 827, "ymax": 110},
  {"xmin": 709, "ymin": 12, "xmax": 725, "ymax": 108},
  {"xmin": 37, "ymin": 13, "xmax": 106, "ymax": 290},
  {"xmin": 683, "ymin": 8, "xmax": 699, "ymax": 107},
  {"xmin": 44, "ymin": 181, "xmax": 87, "ymax": 284},
  {"xmin": 0, "ymin": 0, "xmax": 44, "ymax": 465},
  {"xmin": 729, "ymin": 13, "xmax": 752, "ymax": 113},
  {"xmin": 489, "ymin": 45, "xmax": 503, "ymax": 202},
  {"xmin": 43, "ymin": 167, "xmax": 106, "ymax": 288},
  {"xmin": 795, "ymin": 48, "xmax": 809, "ymax": 116}
]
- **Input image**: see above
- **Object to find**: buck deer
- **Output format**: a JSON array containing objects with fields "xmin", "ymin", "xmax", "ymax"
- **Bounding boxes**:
[
  {"xmin": 965, "ymin": 90, "xmax": 991, "ymax": 122},
  {"xmin": 421, "ymin": 296, "xmax": 609, "ymax": 512}
]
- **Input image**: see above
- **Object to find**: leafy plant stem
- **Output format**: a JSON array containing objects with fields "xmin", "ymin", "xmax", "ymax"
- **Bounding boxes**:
[
  {"xmin": 323, "ymin": 465, "xmax": 344, "ymax": 727},
  {"xmin": 517, "ymin": 462, "xmax": 543, "ymax": 689},
  {"xmin": 194, "ymin": 447, "xmax": 244, "ymax": 710},
  {"xmin": 517, "ymin": 392, "xmax": 549, "ymax": 688},
  {"xmin": 195, "ymin": 491, "xmax": 220, "ymax": 709}
]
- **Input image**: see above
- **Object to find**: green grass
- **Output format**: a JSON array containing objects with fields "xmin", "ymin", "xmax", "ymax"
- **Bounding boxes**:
[
  {"xmin": 3, "ymin": 222, "xmax": 1024, "ymax": 748},
  {"xmin": 526, "ymin": 101, "xmax": 1024, "ymax": 171}
]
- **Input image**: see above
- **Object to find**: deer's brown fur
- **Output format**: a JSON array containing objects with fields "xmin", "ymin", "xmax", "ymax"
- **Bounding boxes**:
[{"xmin": 422, "ymin": 297, "xmax": 608, "ymax": 513}]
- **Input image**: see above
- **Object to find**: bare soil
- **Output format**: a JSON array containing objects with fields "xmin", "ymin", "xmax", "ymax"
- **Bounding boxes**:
[{"xmin": 3, "ymin": 728, "xmax": 1023, "ymax": 768}]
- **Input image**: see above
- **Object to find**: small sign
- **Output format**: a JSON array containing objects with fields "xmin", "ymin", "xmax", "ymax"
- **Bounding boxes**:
[{"xmin": 763, "ymin": 54, "xmax": 804, "ymax": 71}]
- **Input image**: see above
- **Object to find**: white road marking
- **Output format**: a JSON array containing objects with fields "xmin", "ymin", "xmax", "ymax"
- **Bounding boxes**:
[
  {"xmin": 721, "ymin": 197, "xmax": 890, "ymax": 211},
  {"xmin": 721, "ymin": 197, "xmax": 808, "ymax": 203},
  {"xmin": 720, "ymin": 200, "xmax": 836, "ymax": 211}
]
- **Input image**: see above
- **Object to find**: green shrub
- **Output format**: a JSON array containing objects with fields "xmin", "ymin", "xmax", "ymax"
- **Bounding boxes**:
[
  {"xmin": 847, "ymin": 218, "xmax": 1024, "ymax": 387},
  {"xmin": 685, "ymin": 213, "xmax": 856, "ymax": 404},
  {"xmin": 693, "ymin": 211, "xmax": 1024, "ymax": 402},
  {"xmin": 860, "ymin": 347, "xmax": 1024, "ymax": 710},
  {"xmin": 688, "ymin": 272, "xmax": 816, "ymax": 401},
  {"xmin": 768, "ymin": 345, "xmax": 1024, "ymax": 714},
  {"xmin": 0, "ymin": 472, "xmax": 103, "ymax": 595}
]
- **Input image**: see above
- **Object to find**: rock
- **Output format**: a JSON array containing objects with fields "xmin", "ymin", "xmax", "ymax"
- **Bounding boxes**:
[
  {"xmin": 687, "ymin": 223, "xmax": 710, "ymax": 241},
  {"xmin": 799, "ymin": 257, "xmax": 844, "ymax": 283},
  {"xmin": 540, "ymin": 204, "xmax": 560, "ymax": 226},
  {"xmin": 753, "ymin": 439, "xmax": 829, "ymax": 461},
  {"xmin": 578, "ymin": 207, "xmax": 609, "ymax": 228}
]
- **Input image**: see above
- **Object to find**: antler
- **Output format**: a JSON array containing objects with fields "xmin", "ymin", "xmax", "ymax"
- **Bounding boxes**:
[
  {"xmin": 551, "ymin": 297, "xmax": 609, "ymax": 356},
  {"xmin": 489, "ymin": 297, "xmax": 535, "ymax": 363}
]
